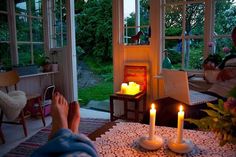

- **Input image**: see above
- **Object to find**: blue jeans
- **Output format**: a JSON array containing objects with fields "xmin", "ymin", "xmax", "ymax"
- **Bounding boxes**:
[{"xmin": 31, "ymin": 129, "xmax": 98, "ymax": 157}]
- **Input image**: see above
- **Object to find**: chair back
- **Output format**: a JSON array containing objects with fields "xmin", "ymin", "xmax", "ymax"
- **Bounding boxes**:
[
  {"xmin": 123, "ymin": 65, "xmax": 147, "ymax": 92},
  {"xmin": 43, "ymin": 85, "xmax": 55, "ymax": 103},
  {"xmin": 0, "ymin": 70, "xmax": 20, "ymax": 92}
]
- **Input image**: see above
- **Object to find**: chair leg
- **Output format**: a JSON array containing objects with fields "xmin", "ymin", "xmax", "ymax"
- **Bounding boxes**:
[
  {"xmin": 37, "ymin": 97, "xmax": 46, "ymax": 126},
  {"xmin": 20, "ymin": 111, "xmax": 28, "ymax": 137},
  {"xmin": 110, "ymin": 96, "xmax": 114, "ymax": 121},
  {"xmin": 0, "ymin": 111, "xmax": 5, "ymax": 143},
  {"xmin": 135, "ymin": 101, "xmax": 139, "ymax": 122}
]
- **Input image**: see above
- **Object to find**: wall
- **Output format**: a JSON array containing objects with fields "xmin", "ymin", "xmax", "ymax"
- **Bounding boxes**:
[{"xmin": 112, "ymin": 0, "xmax": 163, "ymax": 118}]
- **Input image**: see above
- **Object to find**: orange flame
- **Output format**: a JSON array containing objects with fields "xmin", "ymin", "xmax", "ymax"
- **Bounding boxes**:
[{"xmin": 179, "ymin": 105, "xmax": 183, "ymax": 112}]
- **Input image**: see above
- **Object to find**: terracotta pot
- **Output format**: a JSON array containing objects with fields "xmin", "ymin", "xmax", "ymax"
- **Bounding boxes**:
[{"xmin": 43, "ymin": 64, "xmax": 52, "ymax": 72}]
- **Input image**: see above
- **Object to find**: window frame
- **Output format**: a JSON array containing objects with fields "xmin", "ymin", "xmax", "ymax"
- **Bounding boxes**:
[
  {"xmin": 162, "ymin": 0, "xmax": 205, "ymax": 70},
  {"xmin": 162, "ymin": 0, "xmax": 235, "ymax": 71},
  {"xmin": 15, "ymin": 0, "xmax": 44, "ymax": 65},
  {"xmin": 123, "ymin": 0, "xmax": 150, "ymax": 45}
]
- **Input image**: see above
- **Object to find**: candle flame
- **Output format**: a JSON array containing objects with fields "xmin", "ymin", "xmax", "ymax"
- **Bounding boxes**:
[
  {"xmin": 151, "ymin": 103, "xmax": 155, "ymax": 110},
  {"xmin": 179, "ymin": 105, "xmax": 183, "ymax": 112}
]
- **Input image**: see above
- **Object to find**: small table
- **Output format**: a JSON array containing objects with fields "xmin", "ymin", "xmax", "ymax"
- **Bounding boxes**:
[
  {"xmin": 94, "ymin": 122, "xmax": 236, "ymax": 156},
  {"xmin": 110, "ymin": 92, "xmax": 146, "ymax": 122}
]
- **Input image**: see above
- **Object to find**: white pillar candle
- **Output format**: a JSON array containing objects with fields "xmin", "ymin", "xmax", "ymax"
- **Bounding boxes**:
[
  {"xmin": 177, "ymin": 105, "xmax": 184, "ymax": 143},
  {"xmin": 149, "ymin": 103, "xmax": 156, "ymax": 140},
  {"xmin": 121, "ymin": 83, "xmax": 128, "ymax": 94}
]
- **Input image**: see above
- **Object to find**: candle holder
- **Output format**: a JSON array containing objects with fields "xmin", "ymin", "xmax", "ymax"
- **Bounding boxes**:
[
  {"xmin": 138, "ymin": 135, "xmax": 164, "ymax": 150},
  {"xmin": 167, "ymin": 138, "xmax": 194, "ymax": 154}
]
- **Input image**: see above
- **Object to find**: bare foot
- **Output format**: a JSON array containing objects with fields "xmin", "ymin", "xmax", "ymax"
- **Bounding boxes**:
[
  {"xmin": 68, "ymin": 101, "xmax": 80, "ymax": 134},
  {"xmin": 49, "ymin": 92, "xmax": 69, "ymax": 139}
]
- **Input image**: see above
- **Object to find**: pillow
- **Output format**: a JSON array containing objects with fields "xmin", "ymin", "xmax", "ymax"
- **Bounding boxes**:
[
  {"xmin": 204, "ymin": 70, "xmax": 220, "ymax": 83},
  {"xmin": 0, "ymin": 90, "xmax": 27, "ymax": 120}
]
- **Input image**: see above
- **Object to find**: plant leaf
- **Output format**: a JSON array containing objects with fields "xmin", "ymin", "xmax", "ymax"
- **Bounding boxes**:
[
  {"xmin": 202, "ymin": 109, "xmax": 220, "ymax": 118},
  {"xmin": 207, "ymin": 103, "xmax": 225, "ymax": 114}
]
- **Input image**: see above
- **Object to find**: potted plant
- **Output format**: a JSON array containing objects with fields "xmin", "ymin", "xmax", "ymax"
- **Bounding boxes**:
[
  {"xmin": 50, "ymin": 51, "xmax": 58, "ymax": 72},
  {"xmin": 35, "ymin": 53, "xmax": 51, "ymax": 72}
]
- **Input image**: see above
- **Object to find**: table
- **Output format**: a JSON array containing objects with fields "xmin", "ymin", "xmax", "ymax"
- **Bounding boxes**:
[
  {"xmin": 143, "ymin": 97, "xmax": 214, "ymax": 129},
  {"xmin": 110, "ymin": 92, "xmax": 146, "ymax": 122},
  {"xmin": 93, "ymin": 122, "xmax": 236, "ymax": 157}
]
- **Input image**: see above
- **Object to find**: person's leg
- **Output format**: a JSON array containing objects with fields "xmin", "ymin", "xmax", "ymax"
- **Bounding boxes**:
[
  {"xmin": 68, "ymin": 101, "xmax": 80, "ymax": 134},
  {"xmin": 49, "ymin": 92, "xmax": 69, "ymax": 139},
  {"xmin": 31, "ymin": 93, "xmax": 98, "ymax": 157}
]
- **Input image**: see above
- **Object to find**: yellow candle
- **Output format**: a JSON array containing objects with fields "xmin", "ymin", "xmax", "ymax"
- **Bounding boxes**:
[
  {"xmin": 177, "ymin": 105, "xmax": 184, "ymax": 143},
  {"xmin": 121, "ymin": 83, "xmax": 128, "ymax": 94},
  {"xmin": 149, "ymin": 103, "xmax": 156, "ymax": 140}
]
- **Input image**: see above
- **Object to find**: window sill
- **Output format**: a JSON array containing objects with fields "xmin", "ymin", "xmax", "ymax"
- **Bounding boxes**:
[{"xmin": 19, "ymin": 71, "xmax": 58, "ymax": 78}]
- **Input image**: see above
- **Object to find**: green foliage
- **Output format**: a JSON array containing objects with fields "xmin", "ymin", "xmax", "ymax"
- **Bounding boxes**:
[
  {"xmin": 84, "ymin": 56, "xmax": 113, "ymax": 75},
  {"xmin": 168, "ymin": 49, "xmax": 181, "ymax": 65},
  {"xmin": 78, "ymin": 81, "xmax": 113, "ymax": 106},
  {"xmin": 185, "ymin": 99, "xmax": 236, "ymax": 146},
  {"xmin": 34, "ymin": 53, "xmax": 50, "ymax": 66},
  {"xmin": 76, "ymin": 0, "xmax": 112, "ymax": 62},
  {"xmin": 228, "ymin": 87, "xmax": 236, "ymax": 98}
]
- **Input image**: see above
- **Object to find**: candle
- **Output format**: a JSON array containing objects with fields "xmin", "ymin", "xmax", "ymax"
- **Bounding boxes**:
[
  {"xmin": 121, "ymin": 83, "xmax": 128, "ymax": 94},
  {"xmin": 177, "ymin": 105, "xmax": 184, "ymax": 143},
  {"xmin": 149, "ymin": 103, "xmax": 156, "ymax": 140}
]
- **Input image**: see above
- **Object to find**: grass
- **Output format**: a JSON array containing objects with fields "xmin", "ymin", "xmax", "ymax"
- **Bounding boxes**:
[{"xmin": 78, "ymin": 81, "xmax": 113, "ymax": 106}]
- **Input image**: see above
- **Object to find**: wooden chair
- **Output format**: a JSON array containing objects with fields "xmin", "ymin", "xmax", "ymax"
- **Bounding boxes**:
[
  {"xmin": 110, "ymin": 65, "xmax": 147, "ymax": 122},
  {"xmin": 0, "ymin": 70, "xmax": 28, "ymax": 143}
]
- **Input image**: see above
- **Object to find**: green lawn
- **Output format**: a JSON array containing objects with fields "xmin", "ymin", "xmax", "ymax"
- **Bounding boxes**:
[{"xmin": 78, "ymin": 81, "xmax": 113, "ymax": 106}]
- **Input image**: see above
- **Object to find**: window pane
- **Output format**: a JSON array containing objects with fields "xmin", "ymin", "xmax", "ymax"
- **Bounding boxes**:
[
  {"xmin": 0, "ymin": 0, "xmax": 7, "ymax": 11},
  {"xmin": 0, "ymin": 13, "xmax": 9, "ymax": 41},
  {"xmin": 186, "ymin": 3, "xmax": 204, "ymax": 35},
  {"xmin": 15, "ymin": 0, "xmax": 29, "ymax": 15},
  {"xmin": 16, "ymin": 15, "xmax": 30, "ymax": 41},
  {"xmin": 215, "ymin": 38, "xmax": 233, "ymax": 56},
  {"xmin": 31, "ymin": 0, "xmax": 42, "ymax": 16},
  {"xmin": 140, "ymin": 0, "xmax": 149, "ymax": 26},
  {"xmin": 0, "ymin": 43, "xmax": 11, "ymax": 69},
  {"xmin": 215, "ymin": 0, "xmax": 236, "ymax": 35},
  {"xmin": 18, "ymin": 44, "xmax": 31, "ymax": 65},
  {"xmin": 55, "ymin": 33, "xmax": 62, "ymax": 47},
  {"xmin": 124, "ymin": 0, "xmax": 135, "ymax": 26},
  {"xmin": 32, "ymin": 18, "xmax": 43, "ymax": 41},
  {"xmin": 165, "ymin": 39, "xmax": 182, "ymax": 69},
  {"xmin": 33, "ymin": 44, "xmax": 44, "ymax": 65},
  {"xmin": 165, "ymin": 5, "xmax": 183, "ymax": 36},
  {"xmin": 185, "ymin": 39, "xmax": 203, "ymax": 70}
]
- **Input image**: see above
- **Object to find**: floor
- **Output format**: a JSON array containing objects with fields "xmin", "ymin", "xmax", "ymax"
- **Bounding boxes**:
[{"xmin": 0, "ymin": 108, "xmax": 110, "ymax": 157}]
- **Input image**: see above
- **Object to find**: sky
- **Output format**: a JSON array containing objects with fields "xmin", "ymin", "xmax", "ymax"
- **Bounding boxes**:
[{"xmin": 124, "ymin": 0, "xmax": 135, "ymax": 18}]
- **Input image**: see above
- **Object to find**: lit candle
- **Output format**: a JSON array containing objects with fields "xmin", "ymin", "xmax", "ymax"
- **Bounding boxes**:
[
  {"xmin": 149, "ymin": 103, "xmax": 156, "ymax": 140},
  {"xmin": 177, "ymin": 105, "xmax": 184, "ymax": 143},
  {"xmin": 121, "ymin": 83, "xmax": 128, "ymax": 94}
]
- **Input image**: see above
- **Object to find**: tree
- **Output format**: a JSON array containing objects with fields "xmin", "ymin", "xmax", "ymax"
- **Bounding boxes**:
[{"xmin": 75, "ymin": 0, "xmax": 112, "ymax": 62}]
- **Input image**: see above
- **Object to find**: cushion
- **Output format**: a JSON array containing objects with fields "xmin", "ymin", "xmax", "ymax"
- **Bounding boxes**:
[
  {"xmin": 204, "ymin": 70, "xmax": 220, "ymax": 83},
  {"xmin": 0, "ymin": 90, "xmax": 27, "ymax": 120}
]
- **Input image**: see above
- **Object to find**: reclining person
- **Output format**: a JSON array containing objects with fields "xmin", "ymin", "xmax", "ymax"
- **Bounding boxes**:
[
  {"xmin": 203, "ymin": 27, "xmax": 236, "ymax": 99},
  {"xmin": 31, "ymin": 92, "xmax": 98, "ymax": 157}
]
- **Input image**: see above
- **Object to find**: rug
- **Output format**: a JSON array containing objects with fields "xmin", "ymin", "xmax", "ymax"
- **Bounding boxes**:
[{"xmin": 4, "ymin": 118, "xmax": 109, "ymax": 157}]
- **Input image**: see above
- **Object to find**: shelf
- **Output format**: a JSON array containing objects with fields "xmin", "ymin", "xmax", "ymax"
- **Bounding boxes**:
[{"xmin": 19, "ymin": 71, "xmax": 58, "ymax": 78}]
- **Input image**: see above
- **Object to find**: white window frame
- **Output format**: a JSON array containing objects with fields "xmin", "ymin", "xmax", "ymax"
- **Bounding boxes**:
[
  {"xmin": 123, "ymin": 0, "xmax": 150, "ymax": 45},
  {"xmin": 0, "ymin": 0, "xmax": 45, "ymax": 66},
  {"xmin": 162, "ymin": 0, "xmax": 205, "ymax": 70},
  {"xmin": 162, "ymin": 0, "xmax": 235, "ymax": 71},
  {"xmin": 15, "ymin": 0, "xmax": 44, "ymax": 64}
]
